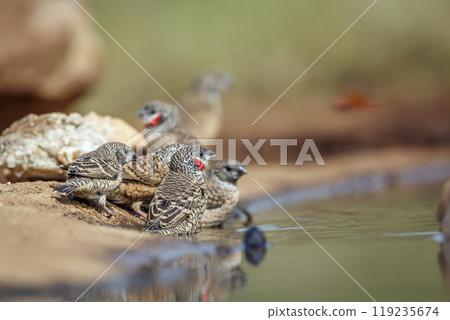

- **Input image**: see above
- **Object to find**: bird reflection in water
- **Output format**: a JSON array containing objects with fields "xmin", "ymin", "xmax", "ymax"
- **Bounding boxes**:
[
  {"xmin": 244, "ymin": 226, "xmax": 268, "ymax": 266},
  {"xmin": 81, "ymin": 243, "xmax": 247, "ymax": 302},
  {"xmin": 80, "ymin": 226, "xmax": 270, "ymax": 301}
]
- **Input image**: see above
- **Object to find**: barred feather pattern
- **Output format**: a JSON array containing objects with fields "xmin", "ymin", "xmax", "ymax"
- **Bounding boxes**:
[
  {"xmin": 107, "ymin": 144, "xmax": 184, "ymax": 207},
  {"xmin": 200, "ymin": 177, "xmax": 239, "ymax": 228},
  {"xmin": 108, "ymin": 181, "xmax": 158, "ymax": 205},
  {"xmin": 54, "ymin": 142, "xmax": 136, "ymax": 203},
  {"xmin": 145, "ymin": 145, "xmax": 215, "ymax": 236},
  {"xmin": 200, "ymin": 160, "xmax": 246, "ymax": 228},
  {"xmin": 147, "ymin": 172, "xmax": 208, "ymax": 235},
  {"xmin": 122, "ymin": 144, "xmax": 183, "ymax": 184}
]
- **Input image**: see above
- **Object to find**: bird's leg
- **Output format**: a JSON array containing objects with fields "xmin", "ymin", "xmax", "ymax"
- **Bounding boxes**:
[
  {"xmin": 237, "ymin": 203, "xmax": 253, "ymax": 226},
  {"xmin": 97, "ymin": 194, "xmax": 116, "ymax": 217},
  {"xmin": 131, "ymin": 201, "xmax": 147, "ymax": 220},
  {"xmin": 102, "ymin": 205, "xmax": 116, "ymax": 217}
]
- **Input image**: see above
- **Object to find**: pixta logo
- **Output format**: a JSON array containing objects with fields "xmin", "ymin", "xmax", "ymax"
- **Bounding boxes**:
[
  {"xmin": 197, "ymin": 138, "xmax": 325, "ymax": 166},
  {"xmin": 126, "ymin": 130, "xmax": 175, "ymax": 176}
]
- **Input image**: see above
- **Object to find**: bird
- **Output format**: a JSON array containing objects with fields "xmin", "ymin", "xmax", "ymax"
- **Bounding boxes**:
[
  {"xmin": 110, "ymin": 155, "xmax": 247, "ymax": 224},
  {"xmin": 135, "ymin": 100, "xmax": 198, "ymax": 149},
  {"xmin": 200, "ymin": 160, "xmax": 247, "ymax": 228},
  {"xmin": 333, "ymin": 88, "xmax": 381, "ymax": 112},
  {"xmin": 107, "ymin": 143, "xmax": 184, "ymax": 219},
  {"xmin": 181, "ymin": 71, "xmax": 233, "ymax": 138},
  {"xmin": 145, "ymin": 145, "xmax": 215, "ymax": 236},
  {"xmin": 437, "ymin": 179, "xmax": 450, "ymax": 239},
  {"xmin": 53, "ymin": 142, "xmax": 137, "ymax": 217}
]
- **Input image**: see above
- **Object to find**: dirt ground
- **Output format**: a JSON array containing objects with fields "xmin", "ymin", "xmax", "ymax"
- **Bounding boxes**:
[
  {"xmin": 0, "ymin": 181, "xmax": 151, "ymax": 287},
  {"xmin": 1, "ymin": 145, "xmax": 449, "ymax": 294}
]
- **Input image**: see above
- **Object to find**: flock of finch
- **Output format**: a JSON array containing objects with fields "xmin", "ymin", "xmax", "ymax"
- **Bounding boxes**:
[{"xmin": 54, "ymin": 72, "xmax": 248, "ymax": 236}]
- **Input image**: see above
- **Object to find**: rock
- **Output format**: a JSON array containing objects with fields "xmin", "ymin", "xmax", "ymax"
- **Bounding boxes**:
[
  {"xmin": 0, "ymin": 112, "xmax": 139, "ymax": 180},
  {"xmin": 0, "ymin": 0, "xmax": 103, "ymax": 131},
  {"xmin": 83, "ymin": 112, "xmax": 140, "ymax": 145}
]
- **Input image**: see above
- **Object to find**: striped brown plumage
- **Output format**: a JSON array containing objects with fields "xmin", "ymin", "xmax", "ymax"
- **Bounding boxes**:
[
  {"xmin": 200, "ymin": 160, "xmax": 247, "ymax": 228},
  {"xmin": 107, "ymin": 143, "xmax": 184, "ymax": 218},
  {"xmin": 53, "ymin": 142, "xmax": 137, "ymax": 217},
  {"xmin": 145, "ymin": 145, "xmax": 215, "ymax": 235}
]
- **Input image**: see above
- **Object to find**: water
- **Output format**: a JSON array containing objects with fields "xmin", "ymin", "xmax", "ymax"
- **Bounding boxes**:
[
  {"xmin": 229, "ymin": 185, "xmax": 450, "ymax": 301},
  {"xmin": 2, "ymin": 185, "xmax": 448, "ymax": 301},
  {"xmin": 88, "ymin": 184, "xmax": 449, "ymax": 301}
]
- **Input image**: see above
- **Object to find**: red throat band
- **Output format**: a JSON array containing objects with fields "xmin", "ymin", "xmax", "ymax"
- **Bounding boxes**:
[
  {"xmin": 144, "ymin": 114, "xmax": 163, "ymax": 127},
  {"xmin": 194, "ymin": 158, "xmax": 205, "ymax": 171}
]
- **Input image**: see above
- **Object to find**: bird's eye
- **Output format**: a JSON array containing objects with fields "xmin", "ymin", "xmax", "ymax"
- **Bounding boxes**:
[
  {"xmin": 199, "ymin": 152, "xmax": 204, "ymax": 157},
  {"xmin": 225, "ymin": 166, "xmax": 231, "ymax": 171},
  {"xmin": 150, "ymin": 110, "xmax": 156, "ymax": 115}
]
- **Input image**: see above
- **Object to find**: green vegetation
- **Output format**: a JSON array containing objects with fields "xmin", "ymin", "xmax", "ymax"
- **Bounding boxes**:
[{"xmin": 72, "ymin": 0, "xmax": 450, "ymax": 120}]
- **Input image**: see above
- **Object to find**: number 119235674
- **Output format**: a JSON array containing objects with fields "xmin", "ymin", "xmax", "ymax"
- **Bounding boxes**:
[{"xmin": 373, "ymin": 306, "xmax": 439, "ymax": 317}]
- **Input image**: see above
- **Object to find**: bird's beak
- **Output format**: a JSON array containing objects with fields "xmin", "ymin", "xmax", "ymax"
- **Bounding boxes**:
[
  {"xmin": 131, "ymin": 153, "xmax": 139, "ymax": 161},
  {"xmin": 237, "ymin": 164, "xmax": 247, "ymax": 176},
  {"xmin": 206, "ymin": 149, "xmax": 216, "ymax": 160},
  {"xmin": 144, "ymin": 113, "xmax": 163, "ymax": 128}
]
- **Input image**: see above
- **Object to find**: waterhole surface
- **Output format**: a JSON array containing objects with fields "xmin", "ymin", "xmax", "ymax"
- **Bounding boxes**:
[
  {"xmin": 229, "ymin": 185, "xmax": 449, "ymax": 301},
  {"xmin": 2, "ymin": 185, "xmax": 448, "ymax": 301}
]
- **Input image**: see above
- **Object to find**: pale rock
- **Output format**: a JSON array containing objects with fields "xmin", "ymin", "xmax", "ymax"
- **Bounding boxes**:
[{"xmin": 0, "ymin": 112, "xmax": 139, "ymax": 180}]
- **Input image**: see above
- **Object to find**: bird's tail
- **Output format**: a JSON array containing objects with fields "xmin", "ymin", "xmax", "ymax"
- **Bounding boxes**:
[
  {"xmin": 59, "ymin": 164, "xmax": 70, "ymax": 171},
  {"xmin": 53, "ymin": 184, "xmax": 77, "ymax": 195}
]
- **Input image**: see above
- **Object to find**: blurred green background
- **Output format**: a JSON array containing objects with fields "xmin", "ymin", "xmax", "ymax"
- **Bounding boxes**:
[{"xmin": 72, "ymin": 0, "xmax": 450, "ymax": 129}]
